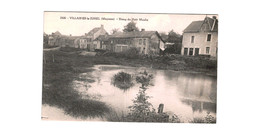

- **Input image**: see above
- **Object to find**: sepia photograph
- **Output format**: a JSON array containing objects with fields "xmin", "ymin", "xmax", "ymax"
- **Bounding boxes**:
[{"xmin": 42, "ymin": 11, "xmax": 218, "ymax": 123}]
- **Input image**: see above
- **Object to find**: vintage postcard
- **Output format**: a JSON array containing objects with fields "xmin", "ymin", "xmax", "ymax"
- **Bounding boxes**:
[{"xmin": 42, "ymin": 12, "xmax": 217, "ymax": 123}]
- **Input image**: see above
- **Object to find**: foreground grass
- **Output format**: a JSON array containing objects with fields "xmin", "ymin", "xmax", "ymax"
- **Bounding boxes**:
[
  {"xmin": 191, "ymin": 113, "xmax": 216, "ymax": 123},
  {"xmin": 42, "ymin": 50, "xmax": 110, "ymax": 118}
]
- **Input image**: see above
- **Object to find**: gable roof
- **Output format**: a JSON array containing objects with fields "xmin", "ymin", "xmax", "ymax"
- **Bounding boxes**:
[
  {"xmin": 183, "ymin": 21, "xmax": 204, "ymax": 33},
  {"xmin": 183, "ymin": 17, "xmax": 218, "ymax": 33},
  {"xmin": 87, "ymin": 27, "xmax": 101, "ymax": 35},
  {"xmin": 94, "ymin": 35, "xmax": 110, "ymax": 41},
  {"xmin": 53, "ymin": 31, "xmax": 62, "ymax": 36},
  {"xmin": 109, "ymin": 31, "xmax": 160, "ymax": 39}
]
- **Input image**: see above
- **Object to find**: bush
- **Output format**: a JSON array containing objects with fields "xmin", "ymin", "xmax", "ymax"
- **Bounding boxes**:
[
  {"xmin": 123, "ymin": 47, "xmax": 140, "ymax": 59},
  {"xmin": 135, "ymin": 70, "xmax": 153, "ymax": 87},
  {"xmin": 191, "ymin": 112, "xmax": 216, "ymax": 123},
  {"xmin": 112, "ymin": 72, "xmax": 134, "ymax": 90},
  {"xmin": 102, "ymin": 47, "xmax": 140, "ymax": 59}
]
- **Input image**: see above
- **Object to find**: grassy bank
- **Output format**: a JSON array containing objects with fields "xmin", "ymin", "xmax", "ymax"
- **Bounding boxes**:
[
  {"xmin": 99, "ymin": 51, "xmax": 217, "ymax": 75},
  {"xmin": 45, "ymin": 48, "xmax": 217, "ymax": 75},
  {"xmin": 42, "ymin": 50, "xmax": 110, "ymax": 118}
]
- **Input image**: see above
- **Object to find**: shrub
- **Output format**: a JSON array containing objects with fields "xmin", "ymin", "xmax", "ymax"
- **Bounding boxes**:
[
  {"xmin": 135, "ymin": 70, "xmax": 153, "ymax": 87},
  {"xmin": 112, "ymin": 72, "xmax": 134, "ymax": 90},
  {"xmin": 102, "ymin": 47, "xmax": 140, "ymax": 59},
  {"xmin": 191, "ymin": 112, "xmax": 216, "ymax": 123},
  {"xmin": 123, "ymin": 47, "xmax": 140, "ymax": 59}
]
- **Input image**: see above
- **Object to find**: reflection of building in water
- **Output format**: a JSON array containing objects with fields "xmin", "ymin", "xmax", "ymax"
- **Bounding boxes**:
[
  {"xmin": 175, "ymin": 73, "xmax": 217, "ymax": 102},
  {"xmin": 181, "ymin": 99, "xmax": 216, "ymax": 113}
]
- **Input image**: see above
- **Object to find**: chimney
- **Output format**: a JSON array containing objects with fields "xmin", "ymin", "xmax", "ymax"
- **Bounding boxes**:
[
  {"xmin": 211, "ymin": 16, "xmax": 217, "ymax": 31},
  {"xmin": 101, "ymin": 24, "xmax": 104, "ymax": 29},
  {"xmin": 141, "ymin": 28, "xmax": 145, "ymax": 32}
]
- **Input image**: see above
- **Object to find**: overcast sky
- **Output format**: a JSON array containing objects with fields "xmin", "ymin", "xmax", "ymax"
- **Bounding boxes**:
[{"xmin": 44, "ymin": 12, "xmax": 218, "ymax": 36}]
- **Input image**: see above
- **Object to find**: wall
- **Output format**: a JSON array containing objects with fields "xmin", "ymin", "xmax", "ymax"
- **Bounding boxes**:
[
  {"xmin": 149, "ymin": 34, "xmax": 161, "ymax": 55},
  {"xmin": 132, "ymin": 38, "xmax": 148, "ymax": 54},
  {"xmin": 108, "ymin": 34, "xmax": 162, "ymax": 56},
  {"xmin": 79, "ymin": 38, "xmax": 87, "ymax": 49},
  {"xmin": 181, "ymin": 31, "xmax": 218, "ymax": 57}
]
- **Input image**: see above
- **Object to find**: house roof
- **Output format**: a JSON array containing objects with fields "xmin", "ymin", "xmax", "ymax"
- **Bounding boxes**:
[
  {"xmin": 87, "ymin": 27, "xmax": 101, "ymax": 35},
  {"xmin": 183, "ymin": 21, "xmax": 204, "ymax": 33},
  {"xmin": 109, "ymin": 31, "xmax": 159, "ymax": 39},
  {"xmin": 53, "ymin": 31, "xmax": 62, "ymax": 36},
  {"xmin": 183, "ymin": 17, "xmax": 218, "ymax": 33},
  {"xmin": 94, "ymin": 35, "xmax": 109, "ymax": 41}
]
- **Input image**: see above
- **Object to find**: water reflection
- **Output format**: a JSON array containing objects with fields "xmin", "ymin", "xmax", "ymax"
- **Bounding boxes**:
[
  {"xmin": 74, "ymin": 65, "xmax": 217, "ymax": 122},
  {"xmin": 181, "ymin": 99, "xmax": 216, "ymax": 113}
]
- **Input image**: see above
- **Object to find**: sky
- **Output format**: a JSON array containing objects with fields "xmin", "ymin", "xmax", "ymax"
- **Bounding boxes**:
[{"xmin": 44, "ymin": 12, "xmax": 218, "ymax": 36}]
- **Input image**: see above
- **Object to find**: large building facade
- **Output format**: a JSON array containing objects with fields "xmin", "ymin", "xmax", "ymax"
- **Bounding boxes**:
[
  {"xmin": 104, "ymin": 30, "xmax": 165, "ymax": 55},
  {"xmin": 181, "ymin": 16, "xmax": 218, "ymax": 57}
]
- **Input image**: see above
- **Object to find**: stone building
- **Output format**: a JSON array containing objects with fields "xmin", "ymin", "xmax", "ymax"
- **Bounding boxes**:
[
  {"xmin": 81, "ymin": 25, "xmax": 108, "ymax": 51},
  {"xmin": 181, "ymin": 16, "xmax": 218, "ymax": 57},
  {"xmin": 104, "ymin": 30, "xmax": 165, "ymax": 55}
]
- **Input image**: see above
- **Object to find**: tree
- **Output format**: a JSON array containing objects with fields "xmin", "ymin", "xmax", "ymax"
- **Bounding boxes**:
[
  {"xmin": 111, "ymin": 28, "xmax": 120, "ymax": 34},
  {"xmin": 127, "ymin": 71, "xmax": 154, "ymax": 122},
  {"xmin": 159, "ymin": 32, "xmax": 168, "ymax": 42},
  {"xmin": 163, "ymin": 30, "xmax": 183, "ymax": 54},
  {"xmin": 167, "ymin": 30, "xmax": 182, "ymax": 43},
  {"xmin": 123, "ymin": 21, "xmax": 139, "ymax": 32}
]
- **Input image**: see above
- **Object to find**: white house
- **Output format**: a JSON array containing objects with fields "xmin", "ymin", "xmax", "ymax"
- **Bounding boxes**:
[{"xmin": 181, "ymin": 16, "xmax": 218, "ymax": 57}]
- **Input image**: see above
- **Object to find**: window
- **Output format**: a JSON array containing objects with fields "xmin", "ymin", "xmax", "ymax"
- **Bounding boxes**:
[
  {"xmin": 206, "ymin": 47, "xmax": 210, "ymax": 54},
  {"xmin": 195, "ymin": 48, "xmax": 199, "ymax": 56},
  {"xmin": 139, "ymin": 39, "xmax": 142, "ymax": 45},
  {"xmin": 207, "ymin": 34, "xmax": 212, "ymax": 41},
  {"xmin": 191, "ymin": 36, "xmax": 195, "ymax": 43},
  {"xmin": 143, "ymin": 39, "xmax": 146, "ymax": 45},
  {"xmin": 115, "ymin": 45, "xmax": 128, "ymax": 52},
  {"xmin": 122, "ymin": 46, "xmax": 127, "ymax": 52},
  {"xmin": 184, "ymin": 48, "xmax": 188, "ymax": 55},
  {"xmin": 142, "ymin": 47, "xmax": 146, "ymax": 54},
  {"xmin": 87, "ymin": 44, "xmax": 90, "ymax": 51},
  {"xmin": 189, "ymin": 48, "xmax": 193, "ymax": 56}
]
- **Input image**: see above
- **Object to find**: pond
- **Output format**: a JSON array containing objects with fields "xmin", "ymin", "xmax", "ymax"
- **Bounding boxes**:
[{"xmin": 72, "ymin": 65, "xmax": 217, "ymax": 122}]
